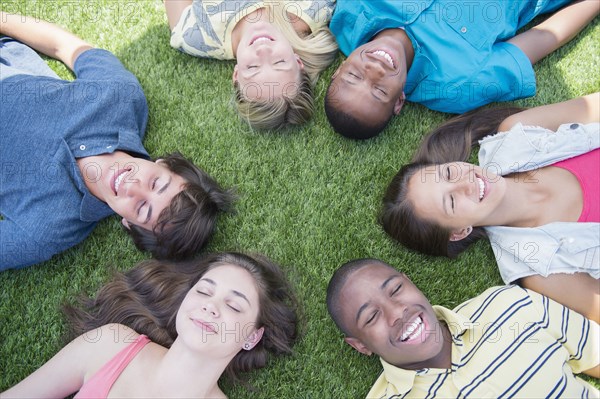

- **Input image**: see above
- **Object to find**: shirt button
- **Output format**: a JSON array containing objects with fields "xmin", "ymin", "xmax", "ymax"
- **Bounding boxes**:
[
  {"xmin": 460, "ymin": 26, "xmax": 467, "ymax": 33},
  {"xmin": 80, "ymin": 144, "xmax": 86, "ymax": 150},
  {"xmin": 570, "ymin": 123, "xmax": 579, "ymax": 129}
]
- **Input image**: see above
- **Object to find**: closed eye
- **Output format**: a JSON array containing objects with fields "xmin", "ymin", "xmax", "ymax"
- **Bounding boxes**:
[
  {"xmin": 196, "ymin": 289, "xmax": 210, "ymax": 296},
  {"xmin": 376, "ymin": 87, "xmax": 387, "ymax": 95},
  {"xmin": 275, "ymin": 59, "xmax": 285, "ymax": 65},
  {"xmin": 450, "ymin": 195, "xmax": 455, "ymax": 212},
  {"xmin": 446, "ymin": 166, "xmax": 451, "ymax": 180},
  {"xmin": 228, "ymin": 305, "xmax": 241, "ymax": 313},
  {"xmin": 391, "ymin": 284, "xmax": 401, "ymax": 296},
  {"xmin": 152, "ymin": 177, "xmax": 158, "ymax": 190},
  {"xmin": 365, "ymin": 310, "xmax": 378, "ymax": 325},
  {"xmin": 349, "ymin": 72, "xmax": 360, "ymax": 79}
]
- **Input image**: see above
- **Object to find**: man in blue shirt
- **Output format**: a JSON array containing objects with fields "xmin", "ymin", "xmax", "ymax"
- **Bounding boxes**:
[
  {"xmin": 0, "ymin": 12, "xmax": 232, "ymax": 270},
  {"xmin": 325, "ymin": 0, "xmax": 599, "ymax": 139}
]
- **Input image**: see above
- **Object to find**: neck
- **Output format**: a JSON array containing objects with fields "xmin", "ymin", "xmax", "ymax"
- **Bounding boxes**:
[
  {"xmin": 484, "ymin": 175, "xmax": 547, "ymax": 227},
  {"xmin": 76, "ymin": 150, "xmax": 132, "ymax": 202},
  {"xmin": 150, "ymin": 338, "xmax": 231, "ymax": 398},
  {"xmin": 231, "ymin": 8, "xmax": 269, "ymax": 56},
  {"xmin": 373, "ymin": 28, "xmax": 414, "ymax": 71}
]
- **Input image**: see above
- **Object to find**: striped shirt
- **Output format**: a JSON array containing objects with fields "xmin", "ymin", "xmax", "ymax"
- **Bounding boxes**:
[{"xmin": 368, "ymin": 286, "xmax": 599, "ymax": 398}]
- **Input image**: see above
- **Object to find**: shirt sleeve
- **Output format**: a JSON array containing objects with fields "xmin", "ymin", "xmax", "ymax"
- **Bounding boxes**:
[
  {"xmin": 423, "ymin": 41, "xmax": 536, "ymax": 114},
  {"xmin": 73, "ymin": 48, "xmax": 143, "ymax": 86},
  {"xmin": 527, "ymin": 288, "xmax": 599, "ymax": 374},
  {"xmin": 0, "ymin": 219, "xmax": 57, "ymax": 270}
]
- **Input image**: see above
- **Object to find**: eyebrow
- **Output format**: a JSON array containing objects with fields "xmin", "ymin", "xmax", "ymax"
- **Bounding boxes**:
[
  {"xmin": 145, "ymin": 176, "xmax": 172, "ymax": 224},
  {"xmin": 199, "ymin": 278, "xmax": 251, "ymax": 306},
  {"xmin": 355, "ymin": 274, "xmax": 401, "ymax": 323}
]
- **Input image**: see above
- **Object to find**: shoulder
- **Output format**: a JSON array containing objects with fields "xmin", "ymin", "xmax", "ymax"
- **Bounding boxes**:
[{"xmin": 75, "ymin": 324, "xmax": 143, "ymax": 380}]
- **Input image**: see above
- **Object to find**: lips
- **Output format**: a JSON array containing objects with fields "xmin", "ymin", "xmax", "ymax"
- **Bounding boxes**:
[
  {"xmin": 192, "ymin": 318, "xmax": 217, "ymax": 333},
  {"xmin": 112, "ymin": 169, "xmax": 130, "ymax": 196},
  {"xmin": 369, "ymin": 49, "xmax": 395, "ymax": 68},
  {"xmin": 250, "ymin": 35, "xmax": 274, "ymax": 45},
  {"xmin": 398, "ymin": 314, "xmax": 425, "ymax": 344},
  {"xmin": 476, "ymin": 176, "xmax": 486, "ymax": 201}
]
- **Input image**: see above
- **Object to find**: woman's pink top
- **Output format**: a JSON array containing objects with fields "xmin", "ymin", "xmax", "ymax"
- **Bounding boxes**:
[
  {"xmin": 552, "ymin": 148, "xmax": 599, "ymax": 222},
  {"xmin": 74, "ymin": 334, "xmax": 151, "ymax": 399}
]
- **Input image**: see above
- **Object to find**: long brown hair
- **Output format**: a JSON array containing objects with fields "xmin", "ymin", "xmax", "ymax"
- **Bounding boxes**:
[
  {"xmin": 63, "ymin": 252, "xmax": 299, "ymax": 384},
  {"xmin": 381, "ymin": 106, "xmax": 523, "ymax": 257}
]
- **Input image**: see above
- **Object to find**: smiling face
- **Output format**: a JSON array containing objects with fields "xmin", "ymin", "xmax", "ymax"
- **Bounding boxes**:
[
  {"xmin": 338, "ymin": 262, "xmax": 448, "ymax": 369},
  {"xmin": 176, "ymin": 264, "xmax": 263, "ymax": 356},
  {"xmin": 407, "ymin": 162, "xmax": 507, "ymax": 233},
  {"xmin": 233, "ymin": 20, "xmax": 304, "ymax": 101},
  {"xmin": 329, "ymin": 35, "xmax": 407, "ymax": 127},
  {"xmin": 89, "ymin": 156, "xmax": 187, "ymax": 230}
]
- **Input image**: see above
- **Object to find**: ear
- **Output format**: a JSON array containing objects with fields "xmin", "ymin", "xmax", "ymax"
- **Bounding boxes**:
[
  {"xmin": 121, "ymin": 218, "xmax": 131, "ymax": 230},
  {"xmin": 449, "ymin": 226, "xmax": 473, "ymax": 242},
  {"xmin": 243, "ymin": 326, "xmax": 264, "ymax": 350},
  {"xmin": 232, "ymin": 64, "xmax": 239, "ymax": 83},
  {"xmin": 393, "ymin": 91, "xmax": 406, "ymax": 115},
  {"xmin": 344, "ymin": 336, "xmax": 372, "ymax": 356},
  {"xmin": 294, "ymin": 54, "xmax": 304, "ymax": 70}
]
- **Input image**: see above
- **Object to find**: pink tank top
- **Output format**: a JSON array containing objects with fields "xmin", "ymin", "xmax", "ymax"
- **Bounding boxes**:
[
  {"xmin": 552, "ymin": 148, "xmax": 599, "ymax": 222},
  {"xmin": 75, "ymin": 334, "xmax": 151, "ymax": 399}
]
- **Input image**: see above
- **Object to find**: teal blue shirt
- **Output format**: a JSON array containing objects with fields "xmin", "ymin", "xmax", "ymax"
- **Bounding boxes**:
[{"xmin": 330, "ymin": 0, "xmax": 571, "ymax": 113}]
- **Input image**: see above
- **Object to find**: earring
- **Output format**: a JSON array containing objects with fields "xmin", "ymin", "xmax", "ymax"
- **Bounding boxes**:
[{"xmin": 243, "ymin": 342, "xmax": 251, "ymax": 350}]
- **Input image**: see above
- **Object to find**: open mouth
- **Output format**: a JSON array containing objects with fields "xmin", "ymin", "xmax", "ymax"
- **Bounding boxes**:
[
  {"xmin": 370, "ymin": 49, "xmax": 395, "ymax": 68},
  {"xmin": 400, "ymin": 315, "xmax": 424, "ymax": 343},
  {"xmin": 250, "ymin": 35, "xmax": 274, "ymax": 45},
  {"xmin": 476, "ymin": 176, "xmax": 486, "ymax": 201},
  {"xmin": 113, "ymin": 169, "xmax": 130, "ymax": 195}
]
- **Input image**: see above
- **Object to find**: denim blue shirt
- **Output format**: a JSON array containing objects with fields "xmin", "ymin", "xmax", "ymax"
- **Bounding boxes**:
[
  {"xmin": 329, "ymin": 0, "xmax": 570, "ymax": 113},
  {"xmin": 0, "ymin": 49, "xmax": 149, "ymax": 270},
  {"xmin": 479, "ymin": 122, "xmax": 600, "ymax": 283}
]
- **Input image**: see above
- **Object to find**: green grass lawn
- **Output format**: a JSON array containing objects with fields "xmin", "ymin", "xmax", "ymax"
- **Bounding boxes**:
[{"xmin": 1, "ymin": 1, "xmax": 599, "ymax": 397}]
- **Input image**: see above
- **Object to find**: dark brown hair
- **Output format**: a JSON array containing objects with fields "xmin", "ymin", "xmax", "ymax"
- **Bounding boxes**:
[
  {"xmin": 381, "ymin": 107, "xmax": 523, "ymax": 257},
  {"xmin": 126, "ymin": 152, "xmax": 234, "ymax": 261},
  {"xmin": 64, "ymin": 252, "xmax": 298, "ymax": 384}
]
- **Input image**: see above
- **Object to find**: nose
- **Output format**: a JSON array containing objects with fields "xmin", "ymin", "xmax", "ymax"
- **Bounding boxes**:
[
  {"xmin": 364, "ymin": 60, "xmax": 385, "ymax": 77},
  {"xmin": 255, "ymin": 44, "xmax": 273, "ymax": 57},
  {"xmin": 202, "ymin": 301, "xmax": 220, "ymax": 318},
  {"xmin": 385, "ymin": 302, "xmax": 407, "ymax": 327}
]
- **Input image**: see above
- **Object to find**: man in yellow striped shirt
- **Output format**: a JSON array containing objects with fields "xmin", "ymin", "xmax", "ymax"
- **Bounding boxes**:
[{"xmin": 326, "ymin": 259, "xmax": 599, "ymax": 398}]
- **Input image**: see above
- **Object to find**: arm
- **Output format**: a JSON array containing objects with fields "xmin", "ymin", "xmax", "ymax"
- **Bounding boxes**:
[
  {"xmin": 507, "ymin": 0, "xmax": 600, "ymax": 65},
  {"xmin": 164, "ymin": 0, "xmax": 192, "ymax": 30},
  {"xmin": 1, "ymin": 324, "xmax": 135, "ymax": 398},
  {"xmin": 0, "ymin": 11, "xmax": 93, "ymax": 70},
  {"xmin": 0, "ymin": 221, "xmax": 55, "ymax": 270},
  {"xmin": 498, "ymin": 92, "xmax": 600, "ymax": 132}
]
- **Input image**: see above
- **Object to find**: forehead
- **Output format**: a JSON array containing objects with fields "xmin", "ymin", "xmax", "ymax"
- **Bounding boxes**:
[
  {"xmin": 329, "ymin": 79, "xmax": 392, "ymax": 124},
  {"xmin": 239, "ymin": 70, "xmax": 301, "ymax": 100},
  {"xmin": 199, "ymin": 264, "xmax": 259, "ymax": 301}
]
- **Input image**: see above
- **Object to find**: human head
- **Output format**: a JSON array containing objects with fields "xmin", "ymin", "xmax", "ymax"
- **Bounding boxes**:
[
  {"xmin": 325, "ymin": 35, "xmax": 408, "ymax": 139},
  {"xmin": 380, "ymin": 162, "xmax": 488, "ymax": 258},
  {"xmin": 125, "ymin": 152, "xmax": 234, "ymax": 260},
  {"xmin": 326, "ymin": 259, "xmax": 446, "ymax": 369},
  {"xmin": 232, "ymin": 5, "xmax": 338, "ymax": 129},
  {"xmin": 64, "ymin": 252, "xmax": 298, "ymax": 384}
]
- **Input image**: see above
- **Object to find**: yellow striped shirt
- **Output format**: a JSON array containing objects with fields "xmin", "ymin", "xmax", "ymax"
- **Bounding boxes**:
[{"xmin": 368, "ymin": 285, "xmax": 599, "ymax": 398}]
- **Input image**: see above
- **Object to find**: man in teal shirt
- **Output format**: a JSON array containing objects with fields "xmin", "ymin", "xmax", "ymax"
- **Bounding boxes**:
[{"xmin": 325, "ymin": 0, "xmax": 599, "ymax": 139}]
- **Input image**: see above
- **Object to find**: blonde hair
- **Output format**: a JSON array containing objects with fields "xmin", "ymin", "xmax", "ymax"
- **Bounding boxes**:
[{"xmin": 234, "ymin": 3, "xmax": 338, "ymax": 130}]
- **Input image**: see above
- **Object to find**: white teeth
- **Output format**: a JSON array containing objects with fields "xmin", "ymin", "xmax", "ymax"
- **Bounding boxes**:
[
  {"xmin": 372, "ymin": 50, "xmax": 394, "ymax": 68},
  {"xmin": 114, "ymin": 171, "xmax": 128, "ymax": 194},
  {"xmin": 401, "ymin": 316, "xmax": 423, "ymax": 342},
  {"xmin": 477, "ymin": 177, "xmax": 485, "ymax": 200},
  {"xmin": 253, "ymin": 36, "xmax": 271, "ymax": 44}
]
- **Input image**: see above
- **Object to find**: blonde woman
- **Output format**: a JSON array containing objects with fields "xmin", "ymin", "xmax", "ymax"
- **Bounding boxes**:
[{"xmin": 165, "ymin": 0, "xmax": 338, "ymax": 129}]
